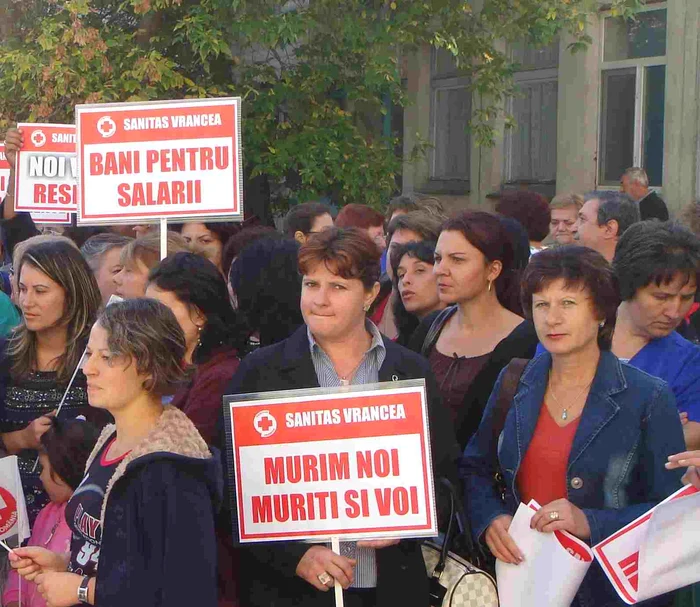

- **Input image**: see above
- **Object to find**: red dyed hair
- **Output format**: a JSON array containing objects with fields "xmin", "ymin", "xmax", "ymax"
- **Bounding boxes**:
[{"xmin": 335, "ymin": 204, "xmax": 385, "ymax": 230}]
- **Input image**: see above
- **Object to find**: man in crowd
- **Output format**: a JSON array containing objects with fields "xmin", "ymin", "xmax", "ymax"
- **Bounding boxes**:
[
  {"xmin": 620, "ymin": 167, "xmax": 670, "ymax": 221},
  {"xmin": 575, "ymin": 190, "xmax": 640, "ymax": 262},
  {"xmin": 548, "ymin": 193, "xmax": 583, "ymax": 245},
  {"xmin": 282, "ymin": 201, "xmax": 334, "ymax": 244}
]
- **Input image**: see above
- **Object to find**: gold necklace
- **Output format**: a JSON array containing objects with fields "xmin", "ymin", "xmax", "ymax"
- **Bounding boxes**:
[
  {"xmin": 338, "ymin": 355, "xmax": 368, "ymax": 386},
  {"xmin": 548, "ymin": 371, "xmax": 594, "ymax": 421}
]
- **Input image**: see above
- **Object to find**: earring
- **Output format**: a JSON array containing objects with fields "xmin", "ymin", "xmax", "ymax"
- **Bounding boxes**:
[
  {"xmin": 196, "ymin": 325, "xmax": 203, "ymax": 346},
  {"xmin": 488, "ymin": 281, "xmax": 492, "ymax": 293},
  {"xmin": 599, "ymin": 321, "xmax": 605, "ymax": 328}
]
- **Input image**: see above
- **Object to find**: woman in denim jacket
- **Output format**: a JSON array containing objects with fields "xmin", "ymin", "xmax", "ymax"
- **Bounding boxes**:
[{"xmin": 462, "ymin": 246, "xmax": 686, "ymax": 607}]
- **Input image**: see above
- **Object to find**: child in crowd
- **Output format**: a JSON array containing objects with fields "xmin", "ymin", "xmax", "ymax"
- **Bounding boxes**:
[{"xmin": 3, "ymin": 417, "xmax": 99, "ymax": 607}]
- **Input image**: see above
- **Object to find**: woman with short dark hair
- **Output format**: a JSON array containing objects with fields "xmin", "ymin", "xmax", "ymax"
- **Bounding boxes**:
[
  {"xmin": 228, "ymin": 237, "xmax": 304, "ymax": 348},
  {"xmin": 146, "ymin": 252, "xmax": 246, "ymax": 443},
  {"xmin": 10, "ymin": 298, "xmax": 219, "ymax": 607},
  {"xmin": 611, "ymin": 220, "xmax": 700, "ymax": 449},
  {"xmin": 462, "ymin": 245, "xmax": 686, "ymax": 607},
  {"xmin": 390, "ymin": 240, "xmax": 444, "ymax": 346},
  {"xmin": 224, "ymin": 227, "xmax": 458, "ymax": 607},
  {"xmin": 175, "ymin": 221, "xmax": 241, "ymax": 274}
]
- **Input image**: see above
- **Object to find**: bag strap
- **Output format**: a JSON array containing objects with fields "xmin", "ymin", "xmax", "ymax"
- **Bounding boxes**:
[
  {"xmin": 421, "ymin": 306, "xmax": 457, "ymax": 357},
  {"xmin": 490, "ymin": 358, "xmax": 529, "ymax": 448},
  {"xmin": 433, "ymin": 477, "xmax": 478, "ymax": 575}
]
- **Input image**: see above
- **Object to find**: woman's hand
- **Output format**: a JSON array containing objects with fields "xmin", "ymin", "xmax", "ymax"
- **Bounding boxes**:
[
  {"xmin": 24, "ymin": 413, "xmax": 55, "ymax": 451},
  {"xmin": 9, "ymin": 547, "xmax": 69, "ymax": 581},
  {"xmin": 530, "ymin": 499, "xmax": 591, "ymax": 540},
  {"xmin": 3, "ymin": 128, "xmax": 23, "ymax": 170},
  {"xmin": 35, "ymin": 572, "xmax": 84, "ymax": 607},
  {"xmin": 295, "ymin": 545, "xmax": 356, "ymax": 591},
  {"xmin": 485, "ymin": 514, "xmax": 523, "ymax": 564},
  {"xmin": 666, "ymin": 451, "xmax": 700, "ymax": 489}
]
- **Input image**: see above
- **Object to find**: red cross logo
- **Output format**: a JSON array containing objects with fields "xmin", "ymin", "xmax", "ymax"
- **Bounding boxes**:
[
  {"xmin": 30, "ymin": 130, "xmax": 46, "ymax": 148},
  {"xmin": 253, "ymin": 410, "xmax": 277, "ymax": 438},
  {"xmin": 97, "ymin": 116, "xmax": 117, "ymax": 138}
]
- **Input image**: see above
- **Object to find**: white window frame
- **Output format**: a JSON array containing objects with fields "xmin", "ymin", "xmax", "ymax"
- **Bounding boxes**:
[{"xmin": 597, "ymin": 2, "xmax": 667, "ymax": 186}]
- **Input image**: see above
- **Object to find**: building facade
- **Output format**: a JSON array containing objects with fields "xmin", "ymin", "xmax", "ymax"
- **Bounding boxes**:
[{"xmin": 401, "ymin": 0, "xmax": 700, "ymax": 214}]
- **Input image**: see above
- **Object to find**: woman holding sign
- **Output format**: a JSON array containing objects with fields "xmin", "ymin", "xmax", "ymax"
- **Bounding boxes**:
[
  {"xmin": 224, "ymin": 227, "xmax": 458, "ymax": 607},
  {"xmin": 461, "ymin": 246, "xmax": 686, "ymax": 607},
  {"xmin": 10, "ymin": 299, "xmax": 219, "ymax": 607},
  {"xmin": 0, "ymin": 239, "xmax": 110, "ymax": 524}
]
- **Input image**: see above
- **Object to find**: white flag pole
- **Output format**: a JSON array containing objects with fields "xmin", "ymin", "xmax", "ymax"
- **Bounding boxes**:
[
  {"xmin": 160, "ymin": 217, "xmax": 168, "ymax": 260},
  {"xmin": 331, "ymin": 536, "xmax": 345, "ymax": 607}
]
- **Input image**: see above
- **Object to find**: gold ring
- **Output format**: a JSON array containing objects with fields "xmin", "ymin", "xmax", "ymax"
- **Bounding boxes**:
[{"xmin": 549, "ymin": 511, "xmax": 560, "ymax": 521}]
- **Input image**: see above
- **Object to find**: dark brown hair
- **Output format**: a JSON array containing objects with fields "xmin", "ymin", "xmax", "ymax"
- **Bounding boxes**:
[
  {"xmin": 496, "ymin": 190, "xmax": 551, "ymax": 243},
  {"xmin": 521, "ymin": 245, "xmax": 620, "ymax": 349},
  {"xmin": 335, "ymin": 204, "xmax": 385, "ymax": 230},
  {"xmin": 40, "ymin": 417, "xmax": 100, "ymax": 491},
  {"xmin": 441, "ymin": 211, "xmax": 522, "ymax": 314},
  {"xmin": 96, "ymin": 298, "xmax": 190, "ymax": 396},
  {"xmin": 298, "ymin": 227, "xmax": 381, "ymax": 290}
]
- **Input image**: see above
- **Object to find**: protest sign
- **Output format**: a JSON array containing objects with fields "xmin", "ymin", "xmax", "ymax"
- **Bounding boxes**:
[
  {"xmin": 497, "ymin": 500, "xmax": 593, "ymax": 607},
  {"xmin": 14, "ymin": 124, "xmax": 78, "ymax": 212},
  {"xmin": 76, "ymin": 98, "xmax": 243, "ymax": 225},
  {"xmin": 0, "ymin": 144, "xmax": 10, "ymax": 199},
  {"xmin": 593, "ymin": 484, "xmax": 700, "ymax": 604},
  {"xmin": 224, "ymin": 381, "xmax": 437, "ymax": 543},
  {"xmin": 0, "ymin": 456, "xmax": 30, "ymax": 543},
  {"xmin": 31, "ymin": 211, "xmax": 73, "ymax": 225}
]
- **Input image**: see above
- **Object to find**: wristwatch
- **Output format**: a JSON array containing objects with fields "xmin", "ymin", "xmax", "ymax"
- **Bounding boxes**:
[{"xmin": 77, "ymin": 575, "xmax": 90, "ymax": 604}]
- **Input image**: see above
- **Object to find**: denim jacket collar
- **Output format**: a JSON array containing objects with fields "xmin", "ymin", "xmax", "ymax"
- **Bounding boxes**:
[{"xmin": 512, "ymin": 350, "xmax": 628, "ymax": 477}]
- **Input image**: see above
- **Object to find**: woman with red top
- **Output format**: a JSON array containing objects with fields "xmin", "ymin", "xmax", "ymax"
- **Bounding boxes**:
[
  {"xmin": 462, "ymin": 246, "xmax": 687, "ymax": 607},
  {"xmin": 146, "ymin": 252, "xmax": 247, "ymax": 445}
]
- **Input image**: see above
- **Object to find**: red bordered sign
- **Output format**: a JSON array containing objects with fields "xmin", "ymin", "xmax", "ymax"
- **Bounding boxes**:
[
  {"xmin": 224, "ymin": 381, "xmax": 437, "ymax": 543},
  {"xmin": 0, "ymin": 144, "xmax": 10, "ymax": 200},
  {"xmin": 31, "ymin": 211, "xmax": 73, "ymax": 225},
  {"xmin": 14, "ymin": 124, "xmax": 78, "ymax": 213},
  {"xmin": 76, "ymin": 98, "xmax": 243, "ymax": 225}
]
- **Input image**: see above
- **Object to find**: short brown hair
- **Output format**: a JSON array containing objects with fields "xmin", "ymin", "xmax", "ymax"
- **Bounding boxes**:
[
  {"xmin": 387, "ymin": 211, "xmax": 442, "ymax": 245},
  {"xmin": 298, "ymin": 227, "xmax": 381, "ymax": 290},
  {"xmin": 550, "ymin": 193, "xmax": 584, "ymax": 212},
  {"xmin": 96, "ymin": 298, "xmax": 190, "ymax": 396},
  {"xmin": 335, "ymin": 204, "xmax": 384, "ymax": 230},
  {"xmin": 520, "ymin": 245, "xmax": 619, "ymax": 349},
  {"xmin": 120, "ymin": 231, "xmax": 189, "ymax": 271}
]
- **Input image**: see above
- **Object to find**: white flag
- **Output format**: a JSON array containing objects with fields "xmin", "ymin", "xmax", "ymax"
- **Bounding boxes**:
[{"xmin": 0, "ymin": 456, "xmax": 31, "ymax": 543}]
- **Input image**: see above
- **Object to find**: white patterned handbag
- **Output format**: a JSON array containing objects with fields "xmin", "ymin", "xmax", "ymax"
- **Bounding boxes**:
[{"xmin": 423, "ymin": 479, "xmax": 499, "ymax": 607}]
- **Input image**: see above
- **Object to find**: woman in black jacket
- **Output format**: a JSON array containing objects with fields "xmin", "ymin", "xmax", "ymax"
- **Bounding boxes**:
[
  {"xmin": 408, "ymin": 211, "xmax": 538, "ymax": 450},
  {"xmin": 224, "ymin": 227, "xmax": 459, "ymax": 607},
  {"xmin": 10, "ymin": 299, "xmax": 220, "ymax": 607}
]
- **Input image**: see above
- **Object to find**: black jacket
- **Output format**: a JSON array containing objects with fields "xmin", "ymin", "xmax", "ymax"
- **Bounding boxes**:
[
  {"xmin": 91, "ymin": 407, "xmax": 221, "ymax": 607},
  {"xmin": 221, "ymin": 325, "xmax": 460, "ymax": 607},
  {"xmin": 638, "ymin": 191, "xmax": 669, "ymax": 221},
  {"xmin": 408, "ymin": 307, "xmax": 539, "ymax": 450}
]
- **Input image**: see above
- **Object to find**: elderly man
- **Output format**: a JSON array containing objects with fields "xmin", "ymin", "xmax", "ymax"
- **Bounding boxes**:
[
  {"xmin": 620, "ymin": 167, "xmax": 669, "ymax": 221},
  {"xmin": 575, "ymin": 190, "xmax": 640, "ymax": 262},
  {"xmin": 548, "ymin": 192, "xmax": 583, "ymax": 245}
]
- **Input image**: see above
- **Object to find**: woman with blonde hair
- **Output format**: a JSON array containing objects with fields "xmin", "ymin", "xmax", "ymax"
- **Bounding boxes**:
[
  {"xmin": 112, "ymin": 231, "xmax": 188, "ymax": 298},
  {"xmin": 0, "ymin": 239, "xmax": 110, "ymax": 523}
]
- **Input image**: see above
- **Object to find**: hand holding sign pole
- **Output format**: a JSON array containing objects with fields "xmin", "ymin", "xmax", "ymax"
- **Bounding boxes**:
[{"xmin": 224, "ymin": 381, "xmax": 436, "ymax": 607}]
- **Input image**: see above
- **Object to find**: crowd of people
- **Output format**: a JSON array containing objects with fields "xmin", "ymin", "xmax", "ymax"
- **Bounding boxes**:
[{"xmin": 0, "ymin": 124, "xmax": 698, "ymax": 607}]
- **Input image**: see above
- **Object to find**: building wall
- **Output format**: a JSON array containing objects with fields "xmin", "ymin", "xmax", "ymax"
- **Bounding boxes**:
[{"xmin": 402, "ymin": 0, "xmax": 700, "ymax": 214}]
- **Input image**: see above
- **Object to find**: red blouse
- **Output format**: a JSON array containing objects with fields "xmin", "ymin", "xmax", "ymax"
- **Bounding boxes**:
[{"xmin": 517, "ymin": 403, "xmax": 580, "ymax": 506}]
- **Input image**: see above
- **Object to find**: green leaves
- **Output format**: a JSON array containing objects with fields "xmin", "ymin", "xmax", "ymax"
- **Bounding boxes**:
[{"xmin": 0, "ymin": 0, "xmax": 638, "ymax": 211}]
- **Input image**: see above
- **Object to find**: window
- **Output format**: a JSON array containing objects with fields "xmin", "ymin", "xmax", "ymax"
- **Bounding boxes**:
[
  {"xmin": 598, "ymin": 6, "xmax": 667, "ymax": 187},
  {"xmin": 504, "ymin": 38, "xmax": 559, "ymax": 183},
  {"xmin": 429, "ymin": 48, "xmax": 471, "ymax": 183}
]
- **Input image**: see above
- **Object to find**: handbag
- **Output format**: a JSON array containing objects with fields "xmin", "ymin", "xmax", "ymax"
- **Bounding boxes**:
[{"xmin": 422, "ymin": 478, "xmax": 499, "ymax": 607}]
